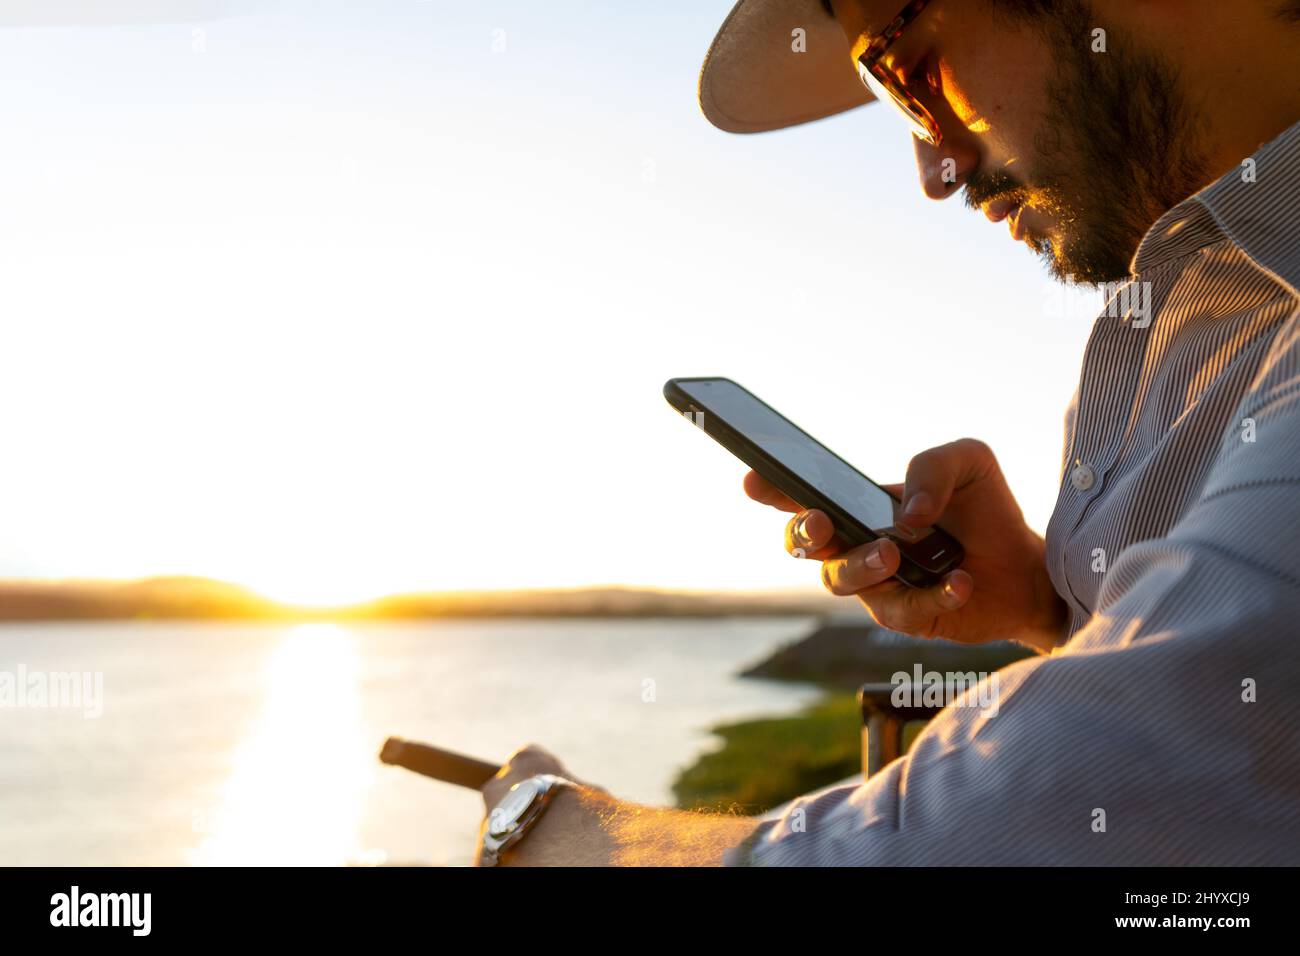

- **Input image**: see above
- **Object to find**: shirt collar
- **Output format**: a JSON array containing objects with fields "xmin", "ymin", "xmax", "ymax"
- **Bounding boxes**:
[{"xmin": 1131, "ymin": 117, "xmax": 1300, "ymax": 293}]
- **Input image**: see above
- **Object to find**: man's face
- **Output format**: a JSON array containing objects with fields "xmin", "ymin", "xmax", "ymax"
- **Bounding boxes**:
[{"xmin": 831, "ymin": 0, "xmax": 1208, "ymax": 283}]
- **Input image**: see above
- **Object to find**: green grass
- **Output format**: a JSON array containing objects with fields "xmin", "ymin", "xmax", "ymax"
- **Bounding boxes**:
[
  {"xmin": 673, "ymin": 693, "xmax": 859, "ymax": 814},
  {"xmin": 673, "ymin": 692, "xmax": 927, "ymax": 815}
]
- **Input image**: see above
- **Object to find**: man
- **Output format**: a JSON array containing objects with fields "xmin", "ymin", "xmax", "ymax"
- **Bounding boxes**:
[{"xmin": 475, "ymin": 0, "xmax": 1300, "ymax": 865}]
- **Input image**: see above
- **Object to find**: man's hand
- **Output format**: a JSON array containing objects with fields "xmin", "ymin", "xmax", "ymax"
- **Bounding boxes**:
[
  {"xmin": 474, "ymin": 743, "xmax": 757, "ymax": 866},
  {"xmin": 480, "ymin": 743, "xmax": 583, "ymax": 818},
  {"xmin": 476, "ymin": 743, "xmax": 606, "ymax": 866},
  {"xmin": 745, "ymin": 437, "xmax": 1066, "ymax": 653}
]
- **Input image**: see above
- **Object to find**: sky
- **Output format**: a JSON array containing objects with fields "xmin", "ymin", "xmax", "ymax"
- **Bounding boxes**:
[{"xmin": 0, "ymin": 0, "xmax": 1101, "ymax": 604}]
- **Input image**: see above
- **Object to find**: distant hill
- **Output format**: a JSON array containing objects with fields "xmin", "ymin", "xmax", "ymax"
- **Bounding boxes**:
[
  {"xmin": 740, "ymin": 615, "xmax": 1034, "ymax": 688},
  {"xmin": 0, "ymin": 577, "xmax": 844, "ymax": 622},
  {"xmin": 0, "ymin": 577, "xmax": 281, "ymax": 621}
]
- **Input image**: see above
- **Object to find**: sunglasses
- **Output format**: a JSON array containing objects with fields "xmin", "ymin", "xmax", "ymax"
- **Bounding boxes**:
[{"xmin": 854, "ymin": 0, "xmax": 942, "ymax": 146}]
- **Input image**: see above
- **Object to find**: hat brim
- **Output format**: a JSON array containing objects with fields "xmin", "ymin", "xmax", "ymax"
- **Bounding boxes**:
[{"xmin": 698, "ymin": 0, "xmax": 873, "ymax": 134}]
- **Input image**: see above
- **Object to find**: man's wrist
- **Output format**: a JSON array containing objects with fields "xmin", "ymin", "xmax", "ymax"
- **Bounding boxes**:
[
  {"xmin": 1016, "ymin": 570, "xmax": 1069, "ymax": 655},
  {"xmin": 494, "ymin": 785, "xmax": 613, "ymax": 867},
  {"xmin": 1017, "ymin": 616, "xmax": 1067, "ymax": 655},
  {"xmin": 489, "ymin": 786, "xmax": 761, "ymax": 866}
]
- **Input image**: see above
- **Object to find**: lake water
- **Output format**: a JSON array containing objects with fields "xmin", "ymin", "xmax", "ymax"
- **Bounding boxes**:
[{"xmin": 0, "ymin": 617, "xmax": 820, "ymax": 866}]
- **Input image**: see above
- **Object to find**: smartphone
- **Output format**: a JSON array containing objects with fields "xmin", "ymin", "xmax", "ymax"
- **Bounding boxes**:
[{"xmin": 664, "ymin": 376, "xmax": 964, "ymax": 589}]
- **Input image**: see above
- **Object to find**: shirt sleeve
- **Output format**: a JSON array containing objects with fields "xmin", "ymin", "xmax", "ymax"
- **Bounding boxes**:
[{"xmin": 728, "ymin": 313, "xmax": 1300, "ymax": 866}]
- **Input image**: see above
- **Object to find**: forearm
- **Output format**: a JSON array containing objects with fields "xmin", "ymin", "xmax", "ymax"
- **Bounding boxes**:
[{"xmin": 497, "ymin": 787, "xmax": 759, "ymax": 867}]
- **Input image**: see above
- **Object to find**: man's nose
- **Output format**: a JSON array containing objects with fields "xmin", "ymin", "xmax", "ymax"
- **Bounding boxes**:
[{"xmin": 913, "ymin": 134, "xmax": 978, "ymax": 200}]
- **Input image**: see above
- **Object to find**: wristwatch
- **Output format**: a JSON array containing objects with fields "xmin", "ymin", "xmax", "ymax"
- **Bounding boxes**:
[{"xmin": 480, "ymin": 773, "xmax": 576, "ymax": 866}]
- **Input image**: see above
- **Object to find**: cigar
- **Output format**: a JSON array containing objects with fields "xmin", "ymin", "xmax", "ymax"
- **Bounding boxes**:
[{"xmin": 379, "ymin": 737, "xmax": 501, "ymax": 790}]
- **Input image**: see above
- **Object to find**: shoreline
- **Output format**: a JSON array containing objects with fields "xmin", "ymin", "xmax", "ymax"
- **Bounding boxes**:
[{"xmin": 673, "ymin": 617, "xmax": 1033, "ymax": 812}]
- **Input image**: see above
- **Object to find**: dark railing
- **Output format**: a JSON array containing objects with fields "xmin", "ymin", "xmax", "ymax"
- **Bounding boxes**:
[{"xmin": 857, "ymin": 681, "xmax": 964, "ymax": 776}]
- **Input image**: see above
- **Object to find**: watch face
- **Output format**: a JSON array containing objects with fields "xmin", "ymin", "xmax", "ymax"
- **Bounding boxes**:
[{"xmin": 488, "ymin": 778, "xmax": 542, "ymax": 838}]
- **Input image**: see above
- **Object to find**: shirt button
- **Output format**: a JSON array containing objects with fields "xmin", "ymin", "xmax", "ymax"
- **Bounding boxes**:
[{"xmin": 1070, "ymin": 462, "xmax": 1096, "ymax": 492}]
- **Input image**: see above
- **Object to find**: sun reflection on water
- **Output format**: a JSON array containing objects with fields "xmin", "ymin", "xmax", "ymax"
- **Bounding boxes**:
[{"xmin": 191, "ymin": 623, "xmax": 376, "ymax": 866}]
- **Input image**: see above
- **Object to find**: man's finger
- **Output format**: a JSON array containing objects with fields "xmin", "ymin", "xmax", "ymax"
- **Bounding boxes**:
[
  {"xmin": 743, "ymin": 470, "xmax": 803, "ymax": 512},
  {"xmin": 855, "ymin": 569, "xmax": 974, "ymax": 637},
  {"xmin": 785, "ymin": 509, "xmax": 842, "ymax": 560},
  {"xmin": 819, "ymin": 538, "xmax": 901, "ymax": 595},
  {"xmin": 899, "ymin": 439, "xmax": 997, "ymax": 531}
]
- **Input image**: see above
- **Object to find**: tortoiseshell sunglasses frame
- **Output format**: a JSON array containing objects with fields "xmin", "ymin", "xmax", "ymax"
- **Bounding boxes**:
[{"xmin": 854, "ymin": 0, "xmax": 942, "ymax": 146}]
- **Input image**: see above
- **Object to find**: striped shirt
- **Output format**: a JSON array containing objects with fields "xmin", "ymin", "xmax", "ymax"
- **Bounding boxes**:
[{"xmin": 728, "ymin": 118, "xmax": 1300, "ymax": 866}]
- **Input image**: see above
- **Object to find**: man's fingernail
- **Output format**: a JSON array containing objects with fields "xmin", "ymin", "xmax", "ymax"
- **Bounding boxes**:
[
  {"xmin": 793, "ymin": 512, "xmax": 814, "ymax": 544},
  {"xmin": 863, "ymin": 544, "xmax": 887, "ymax": 570},
  {"xmin": 904, "ymin": 492, "xmax": 934, "ymax": 517}
]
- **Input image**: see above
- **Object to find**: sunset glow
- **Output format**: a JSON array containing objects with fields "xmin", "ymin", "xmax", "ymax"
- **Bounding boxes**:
[{"xmin": 0, "ymin": 3, "xmax": 1099, "ymax": 599}]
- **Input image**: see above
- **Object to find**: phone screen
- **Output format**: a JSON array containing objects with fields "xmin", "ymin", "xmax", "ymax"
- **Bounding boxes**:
[{"xmin": 677, "ymin": 379, "xmax": 923, "ymax": 541}]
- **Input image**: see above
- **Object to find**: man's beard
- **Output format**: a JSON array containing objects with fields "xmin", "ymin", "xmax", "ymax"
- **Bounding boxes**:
[{"xmin": 965, "ymin": 1, "xmax": 1210, "ymax": 285}]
